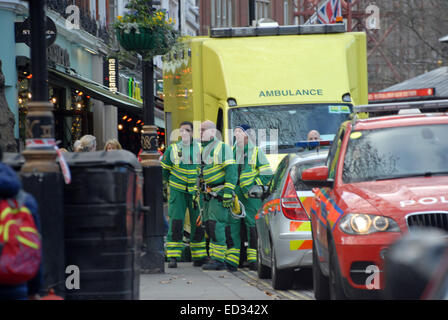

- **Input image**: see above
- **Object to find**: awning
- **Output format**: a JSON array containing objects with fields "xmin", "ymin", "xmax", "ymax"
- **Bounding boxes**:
[{"xmin": 48, "ymin": 68, "xmax": 165, "ymax": 128}]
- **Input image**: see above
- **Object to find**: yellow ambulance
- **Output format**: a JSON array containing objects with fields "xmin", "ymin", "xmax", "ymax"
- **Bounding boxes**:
[{"xmin": 163, "ymin": 23, "xmax": 368, "ymax": 169}]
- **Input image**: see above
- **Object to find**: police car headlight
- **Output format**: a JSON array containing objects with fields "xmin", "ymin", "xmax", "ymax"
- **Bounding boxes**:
[
  {"xmin": 339, "ymin": 214, "xmax": 400, "ymax": 235},
  {"xmin": 350, "ymin": 214, "xmax": 371, "ymax": 234}
]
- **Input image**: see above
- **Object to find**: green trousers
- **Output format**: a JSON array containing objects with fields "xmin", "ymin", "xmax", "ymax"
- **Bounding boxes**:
[
  {"xmin": 166, "ymin": 188, "xmax": 207, "ymax": 261},
  {"xmin": 225, "ymin": 186, "xmax": 261, "ymax": 267},
  {"xmin": 202, "ymin": 193, "xmax": 230, "ymax": 264}
]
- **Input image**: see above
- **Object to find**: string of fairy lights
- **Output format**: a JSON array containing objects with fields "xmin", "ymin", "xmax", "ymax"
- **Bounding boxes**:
[
  {"xmin": 118, "ymin": 114, "xmax": 145, "ymax": 134},
  {"xmin": 118, "ymin": 113, "xmax": 166, "ymax": 154},
  {"xmin": 70, "ymin": 89, "xmax": 90, "ymax": 141}
]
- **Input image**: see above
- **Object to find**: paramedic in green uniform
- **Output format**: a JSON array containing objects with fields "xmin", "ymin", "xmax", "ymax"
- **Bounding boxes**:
[
  {"xmin": 200, "ymin": 120, "xmax": 238, "ymax": 271},
  {"xmin": 161, "ymin": 121, "xmax": 207, "ymax": 268},
  {"xmin": 226, "ymin": 124, "xmax": 273, "ymax": 271}
]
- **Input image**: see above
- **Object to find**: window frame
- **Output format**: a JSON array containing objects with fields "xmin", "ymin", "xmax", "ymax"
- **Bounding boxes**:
[{"xmin": 269, "ymin": 155, "xmax": 290, "ymax": 195}]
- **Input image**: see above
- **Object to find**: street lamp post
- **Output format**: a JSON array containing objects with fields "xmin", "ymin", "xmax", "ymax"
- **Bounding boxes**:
[
  {"xmin": 139, "ymin": 0, "xmax": 166, "ymax": 273},
  {"xmin": 20, "ymin": 0, "xmax": 65, "ymax": 297}
]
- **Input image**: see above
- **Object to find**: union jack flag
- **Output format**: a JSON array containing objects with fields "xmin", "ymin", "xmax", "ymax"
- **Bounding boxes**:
[{"xmin": 317, "ymin": 0, "xmax": 342, "ymax": 24}]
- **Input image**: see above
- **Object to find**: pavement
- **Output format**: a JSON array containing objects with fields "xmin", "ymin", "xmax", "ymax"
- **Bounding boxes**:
[
  {"xmin": 140, "ymin": 204, "xmax": 314, "ymax": 301},
  {"xmin": 140, "ymin": 262, "xmax": 277, "ymax": 300}
]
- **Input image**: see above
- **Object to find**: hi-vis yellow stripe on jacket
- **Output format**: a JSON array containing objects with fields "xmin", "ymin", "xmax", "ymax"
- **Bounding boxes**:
[
  {"xmin": 201, "ymin": 138, "xmax": 237, "ymax": 192},
  {"xmin": 233, "ymin": 142, "xmax": 273, "ymax": 193},
  {"xmin": 161, "ymin": 140, "xmax": 201, "ymax": 194},
  {"xmin": 0, "ymin": 204, "xmax": 40, "ymax": 250}
]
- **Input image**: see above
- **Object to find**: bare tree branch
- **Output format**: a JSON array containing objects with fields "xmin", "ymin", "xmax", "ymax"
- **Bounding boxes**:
[{"xmin": 366, "ymin": 0, "xmax": 448, "ymax": 92}]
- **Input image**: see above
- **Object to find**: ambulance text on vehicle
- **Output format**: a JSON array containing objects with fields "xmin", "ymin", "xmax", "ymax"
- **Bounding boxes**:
[{"xmin": 163, "ymin": 23, "xmax": 368, "ymax": 169}]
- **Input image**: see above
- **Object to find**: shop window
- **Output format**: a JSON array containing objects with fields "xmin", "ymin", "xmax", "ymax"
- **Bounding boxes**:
[
  {"xmin": 17, "ymin": 77, "xmax": 32, "ymax": 148},
  {"xmin": 116, "ymin": 110, "xmax": 165, "ymax": 156},
  {"xmin": 16, "ymin": 73, "xmax": 94, "ymax": 151}
]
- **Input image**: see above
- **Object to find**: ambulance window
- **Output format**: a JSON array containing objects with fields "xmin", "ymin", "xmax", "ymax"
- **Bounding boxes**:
[{"xmin": 217, "ymin": 108, "xmax": 223, "ymax": 137}]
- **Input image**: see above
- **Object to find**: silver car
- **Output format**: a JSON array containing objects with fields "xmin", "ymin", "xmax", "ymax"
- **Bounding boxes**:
[{"xmin": 251, "ymin": 150, "xmax": 328, "ymax": 290}]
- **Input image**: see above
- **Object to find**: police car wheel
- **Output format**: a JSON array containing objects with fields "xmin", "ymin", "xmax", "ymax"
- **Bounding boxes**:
[
  {"xmin": 312, "ymin": 241, "xmax": 330, "ymax": 300},
  {"xmin": 329, "ymin": 240, "xmax": 347, "ymax": 300}
]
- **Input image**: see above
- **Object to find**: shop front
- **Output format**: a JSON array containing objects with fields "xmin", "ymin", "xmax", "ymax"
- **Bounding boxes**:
[
  {"xmin": 12, "ymin": 6, "xmax": 165, "ymax": 155},
  {"xmin": 117, "ymin": 98, "xmax": 166, "ymax": 156},
  {"xmin": 17, "ymin": 71, "xmax": 93, "ymax": 151},
  {"xmin": 17, "ymin": 63, "xmax": 165, "ymax": 155}
]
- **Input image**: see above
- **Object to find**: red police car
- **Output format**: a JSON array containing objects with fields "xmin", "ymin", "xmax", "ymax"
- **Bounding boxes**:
[{"xmin": 301, "ymin": 100, "xmax": 448, "ymax": 299}]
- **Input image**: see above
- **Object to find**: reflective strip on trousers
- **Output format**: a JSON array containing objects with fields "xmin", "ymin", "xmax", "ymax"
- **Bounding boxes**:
[
  {"xmin": 166, "ymin": 241, "xmax": 184, "ymax": 258},
  {"xmin": 246, "ymin": 248, "xmax": 257, "ymax": 263},
  {"xmin": 190, "ymin": 241, "xmax": 207, "ymax": 259},
  {"xmin": 166, "ymin": 250, "xmax": 182, "ymax": 258},
  {"xmin": 225, "ymin": 248, "xmax": 240, "ymax": 267},
  {"xmin": 209, "ymin": 243, "xmax": 226, "ymax": 261}
]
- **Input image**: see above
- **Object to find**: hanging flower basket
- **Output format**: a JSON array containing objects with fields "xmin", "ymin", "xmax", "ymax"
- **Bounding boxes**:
[
  {"xmin": 113, "ymin": 0, "xmax": 178, "ymax": 57},
  {"xmin": 152, "ymin": 29, "xmax": 177, "ymax": 56},
  {"xmin": 116, "ymin": 28, "xmax": 156, "ymax": 52}
]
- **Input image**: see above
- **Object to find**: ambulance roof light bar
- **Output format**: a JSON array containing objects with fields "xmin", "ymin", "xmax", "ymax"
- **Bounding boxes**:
[
  {"xmin": 210, "ymin": 23, "xmax": 346, "ymax": 38},
  {"xmin": 353, "ymin": 99, "xmax": 448, "ymax": 114}
]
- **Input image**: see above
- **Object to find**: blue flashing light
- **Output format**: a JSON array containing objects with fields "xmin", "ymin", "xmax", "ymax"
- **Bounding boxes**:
[{"xmin": 295, "ymin": 140, "xmax": 332, "ymax": 148}]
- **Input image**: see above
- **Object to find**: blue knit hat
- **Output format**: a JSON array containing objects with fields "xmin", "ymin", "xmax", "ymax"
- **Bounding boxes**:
[{"xmin": 235, "ymin": 124, "xmax": 251, "ymax": 135}]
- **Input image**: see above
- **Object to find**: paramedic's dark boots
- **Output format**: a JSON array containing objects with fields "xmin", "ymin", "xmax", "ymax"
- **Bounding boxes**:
[
  {"xmin": 226, "ymin": 262, "xmax": 238, "ymax": 272},
  {"xmin": 168, "ymin": 258, "xmax": 178, "ymax": 268},
  {"xmin": 193, "ymin": 258, "xmax": 208, "ymax": 267},
  {"xmin": 202, "ymin": 259, "xmax": 226, "ymax": 270}
]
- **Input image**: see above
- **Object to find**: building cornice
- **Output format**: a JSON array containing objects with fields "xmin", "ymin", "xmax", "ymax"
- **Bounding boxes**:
[
  {"xmin": 46, "ymin": 9, "xmax": 115, "ymax": 57},
  {"xmin": 0, "ymin": 0, "xmax": 27, "ymax": 15},
  {"xmin": 0, "ymin": 1, "xmax": 116, "ymax": 57}
]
